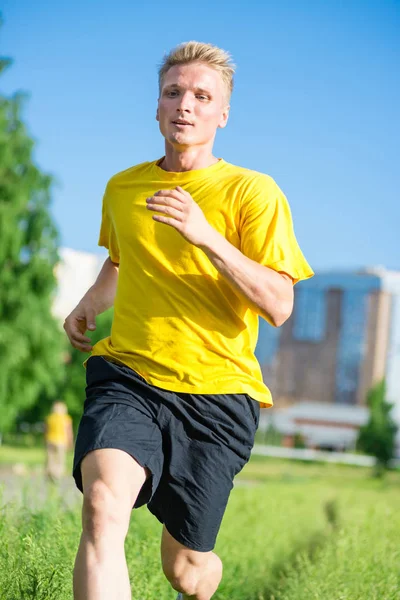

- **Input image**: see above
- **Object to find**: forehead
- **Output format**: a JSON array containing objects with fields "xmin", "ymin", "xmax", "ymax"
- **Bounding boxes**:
[{"xmin": 162, "ymin": 62, "xmax": 224, "ymax": 93}]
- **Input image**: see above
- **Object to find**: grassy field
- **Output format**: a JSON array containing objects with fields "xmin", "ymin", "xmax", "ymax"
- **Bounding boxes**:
[
  {"xmin": 0, "ymin": 443, "xmax": 74, "ymax": 473},
  {"xmin": 0, "ymin": 444, "xmax": 52, "ymax": 468},
  {"xmin": 1, "ymin": 451, "xmax": 399, "ymax": 599}
]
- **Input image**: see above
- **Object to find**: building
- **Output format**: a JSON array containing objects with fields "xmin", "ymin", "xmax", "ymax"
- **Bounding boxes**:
[
  {"xmin": 53, "ymin": 248, "xmax": 106, "ymax": 321},
  {"xmin": 256, "ymin": 267, "xmax": 400, "ymax": 451}
]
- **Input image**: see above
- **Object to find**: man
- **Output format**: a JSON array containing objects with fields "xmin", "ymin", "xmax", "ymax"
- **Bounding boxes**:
[
  {"xmin": 44, "ymin": 401, "xmax": 73, "ymax": 481},
  {"xmin": 64, "ymin": 41, "xmax": 314, "ymax": 600}
]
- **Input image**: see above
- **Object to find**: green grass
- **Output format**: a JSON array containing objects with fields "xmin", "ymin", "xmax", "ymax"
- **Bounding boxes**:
[
  {"xmin": 1, "ymin": 455, "xmax": 399, "ymax": 599},
  {"xmin": 237, "ymin": 453, "xmax": 400, "ymax": 488},
  {"xmin": 0, "ymin": 444, "xmax": 73, "ymax": 471}
]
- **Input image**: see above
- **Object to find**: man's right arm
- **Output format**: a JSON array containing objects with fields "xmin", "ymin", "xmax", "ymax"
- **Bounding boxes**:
[{"xmin": 63, "ymin": 257, "xmax": 119, "ymax": 352}]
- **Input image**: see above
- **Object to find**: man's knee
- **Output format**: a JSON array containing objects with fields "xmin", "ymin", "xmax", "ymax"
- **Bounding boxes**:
[
  {"xmin": 82, "ymin": 480, "xmax": 130, "ymax": 543},
  {"xmin": 163, "ymin": 552, "xmax": 222, "ymax": 597},
  {"xmin": 163, "ymin": 558, "xmax": 199, "ymax": 596}
]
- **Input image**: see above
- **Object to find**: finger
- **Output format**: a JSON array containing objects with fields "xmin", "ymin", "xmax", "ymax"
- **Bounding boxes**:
[
  {"xmin": 64, "ymin": 322, "xmax": 79, "ymax": 339},
  {"xmin": 153, "ymin": 189, "xmax": 185, "ymax": 202},
  {"xmin": 72, "ymin": 342, "xmax": 93, "ymax": 353},
  {"xmin": 70, "ymin": 330, "xmax": 93, "ymax": 344},
  {"xmin": 76, "ymin": 310, "xmax": 96, "ymax": 332},
  {"xmin": 147, "ymin": 204, "xmax": 184, "ymax": 220},
  {"xmin": 66, "ymin": 319, "xmax": 89, "ymax": 337},
  {"xmin": 79, "ymin": 310, "xmax": 96, "ymax": 331},
  {"xmin": 175, "ymin": 186, "xmax": 187, "ymax": 195},
  {"xmin": 66, "ymin": 334, "xmax": 92, "ymax": 351},
  {"xmin": 152, "ymin": 215, "xmax": 181, "ymax": 227},
  {"xmin": 146, "ymin": 197, "xmax": 183, "ymax": 210}
]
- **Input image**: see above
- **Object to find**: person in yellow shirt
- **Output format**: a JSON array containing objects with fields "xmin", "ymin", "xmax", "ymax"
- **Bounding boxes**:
[
  {"xmin": 64, "ymin": 42, "xmax": 314, "ymax": 600},
  {"xmin": 44, "ymin": 401, "xmax": 73, "ymax": 481}
]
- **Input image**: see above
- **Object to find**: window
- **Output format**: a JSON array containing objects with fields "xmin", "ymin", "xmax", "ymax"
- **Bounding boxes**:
[
  {"xmin": 335, "ymin": 291, "xmax": 368, "ymax": 404},
  {"xmin": 293, "ymin": 287, "xmax": 326, "ymax": 342}
]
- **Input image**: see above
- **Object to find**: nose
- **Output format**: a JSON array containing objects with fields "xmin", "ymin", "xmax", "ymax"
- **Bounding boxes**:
[{"xmin": 176, "ymin": 91, "xmax": 193, "ymax": 113}]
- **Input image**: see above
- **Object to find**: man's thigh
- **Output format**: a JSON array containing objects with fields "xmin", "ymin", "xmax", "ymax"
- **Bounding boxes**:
[
  {"xmin": 148, "ymin": 391, "xmax": 259, "ymax": 552},
  {"xmin": 73, "ymin": 362, "xmax": 165, "ymax": 506},
  {"xmin": 80, "ymin": 448, "xmax": 148, "ymax": 511}
]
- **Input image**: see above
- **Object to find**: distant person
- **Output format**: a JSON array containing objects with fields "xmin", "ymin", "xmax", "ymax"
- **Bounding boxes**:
[
  {"xmin": 44, "ymin": 401, "xmax": 73, "ymax": 481},
  {"xmin": 64, "ymin": 41, "xmax": 314, "ymax": 600}
]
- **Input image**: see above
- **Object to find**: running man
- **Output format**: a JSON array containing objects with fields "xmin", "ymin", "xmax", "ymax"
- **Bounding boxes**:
[
  {"xmin": 64, "ymin": 41, "xmax": 314, "ymax": 600},
  {"xmin": 44, "ymin": 401, "xmax": 73, "ymax": 481}
]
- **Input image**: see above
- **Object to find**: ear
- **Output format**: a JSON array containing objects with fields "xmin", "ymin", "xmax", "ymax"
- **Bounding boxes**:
[{"xmin": 218, "ymin": 104, "xmax": 230, "ymax": 129}]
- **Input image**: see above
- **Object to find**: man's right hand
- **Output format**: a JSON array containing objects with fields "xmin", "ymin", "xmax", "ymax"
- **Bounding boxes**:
[{"xmin": 63, "ymin": 302, "xmax": 97, "ymax": 352}]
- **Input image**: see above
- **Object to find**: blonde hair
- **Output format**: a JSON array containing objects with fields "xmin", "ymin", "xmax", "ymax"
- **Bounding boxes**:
[
  {"xmin": 158, "ymin": 41, "xmax": 236, "ymax": 101},
  {"xmin": 52, "ymin": 401, "xmax": 67, "ymax": 415}
]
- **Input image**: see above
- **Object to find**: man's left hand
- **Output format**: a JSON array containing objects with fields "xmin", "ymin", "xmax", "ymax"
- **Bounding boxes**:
[{"xmin": 146, "ymin": 186, "xmax": 214, "ymax": 247}]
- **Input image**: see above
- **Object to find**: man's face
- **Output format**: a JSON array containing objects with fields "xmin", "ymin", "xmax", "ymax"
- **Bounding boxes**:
[{"xmin": 156, "ymin": 62, "xmax": 230, "ymax": 149}]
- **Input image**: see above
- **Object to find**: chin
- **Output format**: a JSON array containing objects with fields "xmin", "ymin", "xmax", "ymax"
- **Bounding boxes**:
[{"xmin": 168, "ymin": 133, "xmax": 195, "ymax": 145}]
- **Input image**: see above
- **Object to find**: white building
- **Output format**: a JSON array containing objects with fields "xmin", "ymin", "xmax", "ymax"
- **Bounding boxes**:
[{"xmin": 53, "ymin": 247, "xmax": 106, "ymax": 321}]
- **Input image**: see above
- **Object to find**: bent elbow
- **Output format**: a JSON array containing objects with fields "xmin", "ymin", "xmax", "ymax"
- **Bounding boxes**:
[
  {"xmin": 268, "ymin": 303, "xmax": 293, "ymax": 328},
  {"xmin": 272, "ymin": 313, "xmax": 290, "ymax": 328}
]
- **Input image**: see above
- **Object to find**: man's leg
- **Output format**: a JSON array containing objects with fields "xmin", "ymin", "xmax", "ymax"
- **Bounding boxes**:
[
  {"xmin": 45, "ymin": 442, "xmax": 53, "ymax": 480},
  {"xmin": 161, "ymin": 526, "xmax": 223, "ymax": 600},
  {"xmin": 55, "ymin": 443, "xmax": 66, "ymax": 479},
  {"xmin": 73, "ymin": 448, "xmax": 148, "ymax": 600}
]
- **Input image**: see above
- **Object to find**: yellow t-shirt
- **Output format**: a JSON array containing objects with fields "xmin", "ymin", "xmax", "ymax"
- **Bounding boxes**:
[
  {"xmin": 91, "ymin": 158, "xmax": 314, "ymax": 407},
  {"xmin": 45, "ymin": 413, "xmax": 72, "ymax": 445}
]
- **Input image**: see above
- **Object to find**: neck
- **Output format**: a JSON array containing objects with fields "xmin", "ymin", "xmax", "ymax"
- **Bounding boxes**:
[{"xmin": 160, "ymin": 143, "xmax": 219, "ymax": 172}]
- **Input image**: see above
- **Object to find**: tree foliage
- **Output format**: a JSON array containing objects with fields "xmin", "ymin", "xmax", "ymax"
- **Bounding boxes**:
[
  {"xmin": 357, "ymin": 380, "xmax": 398, "ymax": 474},
  {"xmin": 0, "ymin": 46, "xmax": 65, "ymax": 434}
]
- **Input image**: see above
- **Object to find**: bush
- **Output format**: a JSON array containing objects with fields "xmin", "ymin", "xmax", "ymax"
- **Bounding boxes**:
[{"xmin": 357, "ymin": 380, "xmax": 398, "ymax": 475}]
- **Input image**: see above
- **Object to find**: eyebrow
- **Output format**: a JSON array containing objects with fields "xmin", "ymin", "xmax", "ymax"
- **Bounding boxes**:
[
  {"xmin": 195, "ymin": 87, "xmax": 212, "ymax": 95},
  {"xmin": 163, "ymin": 84, "xmax": 212, "ymax": 95}
]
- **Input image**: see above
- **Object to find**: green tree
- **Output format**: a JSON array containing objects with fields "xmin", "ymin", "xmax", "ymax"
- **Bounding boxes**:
[
  {"xmin": 263, "ymin": 422, "xmax": 282, "ymax": 446},
  {"xmin": 62, "ymin": 308, "xmax": 114, "ymax": 429},
  {"xmin": 0, "ymin": 42, "xmax": 65, "ymax": 436},
  {"xmin": 357, "ymin": 380, "xmax": 398, "ymax": 476}
]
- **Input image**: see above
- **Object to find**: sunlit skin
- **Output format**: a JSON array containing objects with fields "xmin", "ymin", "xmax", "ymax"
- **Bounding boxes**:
[{"xmin": 156, "ymin": 62, "xmax": 230, "ymax": 172}]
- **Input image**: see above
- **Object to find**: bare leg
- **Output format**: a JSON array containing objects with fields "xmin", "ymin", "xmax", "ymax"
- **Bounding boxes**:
[
  {"xmin": 161, "ymin": 527, "xmax": 223, "ymax": 600},
  {"xmin": 73, "ymin": 449, "xmax": 148, "ymax": 600}
]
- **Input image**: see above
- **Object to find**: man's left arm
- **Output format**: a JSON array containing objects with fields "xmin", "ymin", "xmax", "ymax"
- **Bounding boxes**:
[
  {"xmin": 146, "ymin": 186, "xmax": 294, "ymax": 327},
  {"xmin": 198, "ymin": 230, "xmax": 294, "ymax": 327}
]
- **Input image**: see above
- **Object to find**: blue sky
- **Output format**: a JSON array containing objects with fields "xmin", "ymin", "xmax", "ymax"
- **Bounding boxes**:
[{"xmin": 2, "ymin": 0, "xmax": 399, "ymax": 272}]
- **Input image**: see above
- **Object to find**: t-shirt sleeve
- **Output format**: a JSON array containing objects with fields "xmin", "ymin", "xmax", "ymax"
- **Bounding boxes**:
[
  {"xmin": 240, "ymin": 175, "xmax": 314, "ymax": 285},
  {"xmin": 98, "ymin": 181, "xmax": 120, "ymax": 263}
]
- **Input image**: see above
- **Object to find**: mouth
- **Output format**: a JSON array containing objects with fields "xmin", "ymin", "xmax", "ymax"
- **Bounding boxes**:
[{"xmin": 172, "ymin": 120, "xmax": 194, "ymax": 127}]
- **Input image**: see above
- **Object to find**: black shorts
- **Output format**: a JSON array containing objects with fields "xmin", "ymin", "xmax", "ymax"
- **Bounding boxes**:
[{"xmin": 73, "ymin": 356, "xmax": 260, "ymax": 552}]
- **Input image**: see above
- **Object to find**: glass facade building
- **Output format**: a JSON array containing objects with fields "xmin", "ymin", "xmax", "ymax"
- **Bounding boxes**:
[
  {"xmin": 255, "ymin": 269, "xmax": 400, "ymax": 417},
  {"xmin": 334, "ymin": 290, "xmax": 369, "ymax": 404},
  {"xmin": 292, "ymin": 287, "xmax": 326, "ymax": 342}
]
